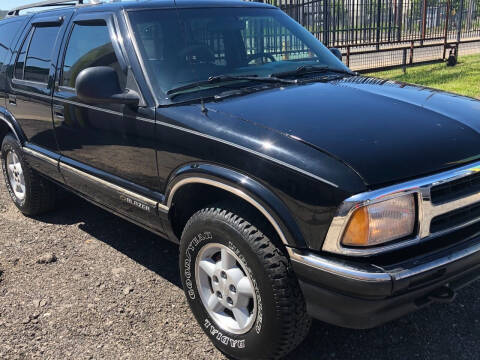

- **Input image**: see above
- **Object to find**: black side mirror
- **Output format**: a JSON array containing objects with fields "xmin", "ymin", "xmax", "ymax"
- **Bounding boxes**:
[
  {"xmin": 329, "ymin": 48, "xmax": 343, "ymax": 62},
  {"xmin": 75, "ymin": 66, "xmax": 139, "ymax": 105}
]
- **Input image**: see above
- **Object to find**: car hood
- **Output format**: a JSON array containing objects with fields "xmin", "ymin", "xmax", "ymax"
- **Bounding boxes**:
[{"xmin": 207, "ymin": 76, "xmax": 480, "ymax": 187}]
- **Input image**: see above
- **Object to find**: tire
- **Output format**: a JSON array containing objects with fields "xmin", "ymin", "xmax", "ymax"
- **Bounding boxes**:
[
  {"xmin": 179, "ymin": 206, "xmax": 311, "ymax": 360},
  {"xmin": 1, "ymin": 134, "xmax": 57, "ymax": 215}
]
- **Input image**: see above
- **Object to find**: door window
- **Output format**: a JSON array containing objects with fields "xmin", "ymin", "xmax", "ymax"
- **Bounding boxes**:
[
  {"xmin": 0, "ymin": 20, "xmax": 25, "ymax": 68},
  {"xmin": 14, "ymin": 25, "xmax": 61, "ymax": 83},
  {"xmin": 14, "ymin": 28, "xmax": 33, "ymax": 80},
  {"xmin": 61, "ymin": 22, "xmax": 124, "ymax": 89}
]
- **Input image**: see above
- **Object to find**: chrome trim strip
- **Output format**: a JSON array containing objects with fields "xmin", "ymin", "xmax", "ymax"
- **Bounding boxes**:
[
  {"xmin": 22, "ymin": 145, "xmax": 169, "ymax": 214},
  {"xmin": 54, "ymin": 97, "xmax": 156, "ymax": 124},
  {"xmin": 323, "ymin": 160, "xmax": 480, "ymax": 256},
  {"xmin": 393, "ymin": 241, "xmax": 480, "ymax": 281},
  {"xmin": 156, "ymin": 122, "xmax": 337, "ymax": 187},
  {"xmin": 166, "ymin": 177, "xmax": 290, "ymax": 245},
  {"xmin": 13, "ymin": 91, "xmax": 335, "ymax": 186},
  {"xmin": 22, "ymin": 147, "xmax": 58, "ymax": 167},
  {"xmin": 287, "ymin": 248, "xmax": 392, "ymax": 282},
  {"xmin": 289, "ymin": 238, "xmax": 480, "ymax": 284},
  {"xmin": 60, "ymin": 162, "xmax": 163, "ymax": 212}
]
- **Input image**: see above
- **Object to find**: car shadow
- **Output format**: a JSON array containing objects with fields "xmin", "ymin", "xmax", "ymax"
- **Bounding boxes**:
[
  {"xmin": 34, "ymin": 194, "xmax": 479, "ymax": 360},
  {"xmin": 33, "ymin": 193, "xmax": 182, "ymax": 288}
]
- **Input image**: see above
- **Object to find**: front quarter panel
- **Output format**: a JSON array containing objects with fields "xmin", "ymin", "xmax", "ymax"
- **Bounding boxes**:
[{"xmin": 156, "ymin": 105, "xmax": 366, "ymax": 250}]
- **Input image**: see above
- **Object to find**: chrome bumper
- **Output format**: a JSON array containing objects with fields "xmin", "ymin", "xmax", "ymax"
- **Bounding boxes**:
[{"xmin": 288, "ymin": 237, "xmax": 480, "ymax": 298}]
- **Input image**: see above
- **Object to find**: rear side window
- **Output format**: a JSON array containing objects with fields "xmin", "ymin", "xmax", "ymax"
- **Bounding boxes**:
[
  {"xmin": 0, "ymin": 20, "xmax": 24, "ymax": 68},
  {"xmin": 14, "ymin": 28, "xmax": 33, "ymax": 79},
  {"xmin": 14, "ymin": 25, "xmax": 61, "ymax": 83},
  {"xmin": 62, "ymin": 22, "xmax": 124, "ymax": 88}
]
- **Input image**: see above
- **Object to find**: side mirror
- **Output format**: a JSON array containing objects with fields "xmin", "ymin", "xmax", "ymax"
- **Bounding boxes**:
[
  {"xmin": 75, "ymin": 66, "xmax": 139, "ymax": 105},
  {"xmin": 329, "ymin": 48, "xmax": 343, "ymax": 62}
]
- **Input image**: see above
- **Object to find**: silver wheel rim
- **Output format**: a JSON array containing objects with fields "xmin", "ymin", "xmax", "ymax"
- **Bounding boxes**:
[
  {"xmin": 195, "ymin": 243, "xmax": 257, "ymax": 335},
  {"xmin": 6, "ymin": 151, "xmax": 26, "ymax": 201}
]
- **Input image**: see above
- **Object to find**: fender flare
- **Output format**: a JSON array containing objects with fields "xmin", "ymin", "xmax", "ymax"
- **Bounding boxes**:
[
  {"xmin": 164, "ymin": 163, "xmax": 306, "ymax": 248},
  {"xmin": 0, "ymin": 106, "xmax": 26, "ymax": 144}
]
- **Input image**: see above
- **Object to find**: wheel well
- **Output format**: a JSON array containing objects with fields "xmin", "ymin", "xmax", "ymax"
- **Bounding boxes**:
[
  {"xmin": 169, "ymin": 183, "xmax": 285, "ymax": 249},
  {"xmin": 0, "ymin": 121, "xmax": 10, "ymax": 147}
]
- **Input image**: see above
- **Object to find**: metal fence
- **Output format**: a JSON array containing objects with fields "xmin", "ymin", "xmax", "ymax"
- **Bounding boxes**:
[{"xmin": 253, "ymin": 0, "xmax": 480, "ymax": 71}]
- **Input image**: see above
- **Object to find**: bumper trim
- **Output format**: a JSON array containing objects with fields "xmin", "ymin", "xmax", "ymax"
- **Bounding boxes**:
[
  {"xmin": 289, "ymin": 241, "xmax": 480, "ymax": 329},
  {"xmin": 392, "ymin": 240, "xmax": 480, "ymax": 281},
  {"xmin": 289, "ymin": 237, "xmax": 480, "ymax": 286},
  {"xmin": 287, "ymin": 247, "xmax": 391, "ymax": 283}
]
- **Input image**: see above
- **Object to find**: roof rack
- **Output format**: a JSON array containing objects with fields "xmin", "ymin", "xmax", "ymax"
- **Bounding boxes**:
[{"xmin": 7, "ymin": 0, "xmax": 100, "ymax": 17}]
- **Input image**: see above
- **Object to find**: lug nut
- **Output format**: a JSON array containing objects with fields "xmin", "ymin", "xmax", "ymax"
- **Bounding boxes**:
[
  {"xmin": 227, "ymin": 297, "xmax": 233, "ymax": 305},
  {"xmin": 216, "ymin": 291, "xmax": 223, "ymax": 299},
  {"xmin": 220, "ymin": 271, "xmax": 227, "ymax": 279},
  {"xmin": 229, "ymin": 285, "xmax": 236, "ymax": 293},
  {"xmin": 212, "ymin": 275, "xmax": 219, "ymax": 283}
]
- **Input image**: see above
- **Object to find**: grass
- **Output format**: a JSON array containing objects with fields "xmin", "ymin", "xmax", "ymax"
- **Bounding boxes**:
[{"xmin": 366, "ymin": 54, "xmax": 480, "ymax": 99}]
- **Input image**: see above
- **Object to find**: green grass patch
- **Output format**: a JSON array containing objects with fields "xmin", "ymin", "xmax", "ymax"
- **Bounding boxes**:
[{"xmin": 366, "ymin": 54, "xmax": 480, "ymax": 99}]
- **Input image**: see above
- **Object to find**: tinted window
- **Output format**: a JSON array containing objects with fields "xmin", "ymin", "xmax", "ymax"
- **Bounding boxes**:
[
  {"xmin": 0, "ymin": 20, "xmax": 24, "ymax": 67},
  {"xmin": 24, "ymin": 26, "xmax": 61, "ymax": 83},
  {"xmin": 62, "ymin": 23, "xmax": 124, "ymax": 88},
  {"xmin": 14, "ymin": 28, "xmax": 33, "ymax": 80}
]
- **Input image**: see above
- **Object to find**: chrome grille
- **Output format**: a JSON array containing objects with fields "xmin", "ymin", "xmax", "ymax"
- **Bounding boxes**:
[
  {"xmin": 430, "ymin": 202, "xmax": 480, "ymax": 234},
  {"xmin": 430, "ymin": 172, "xmax": 480, "ymax": 205}
]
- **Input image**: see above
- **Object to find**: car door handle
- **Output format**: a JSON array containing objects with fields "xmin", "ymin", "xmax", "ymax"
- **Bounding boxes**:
[
  {"xmin": 53, "ymin": 105, "xmax": 64, "ymax": 119},
  {"xmin": 8, "ymin": 94, "xmax": 16, "ymax": 106}
]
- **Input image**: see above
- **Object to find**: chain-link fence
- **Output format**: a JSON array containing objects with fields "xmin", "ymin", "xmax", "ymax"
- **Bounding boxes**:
[{"xmin": 252, "ymin": 0, "xmax": 480, "ymax": 71}]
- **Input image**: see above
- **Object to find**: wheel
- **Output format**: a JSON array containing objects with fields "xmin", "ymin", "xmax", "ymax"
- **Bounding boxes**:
[
  {"xmin": 1, "ymin": 134, "xmax": 57, "ymax": 215},
  {"xmin": 179, "ymin": 206, "xmax": 311, "ymax": 360}
]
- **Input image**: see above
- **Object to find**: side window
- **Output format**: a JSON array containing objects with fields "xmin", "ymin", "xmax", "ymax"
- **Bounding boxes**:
[
  {"xmin": 24, "ymin": 26, "xmax": 61, "ymax": 83},
  {"xmin": 62, "ymin": 22, "xmax": 125, "ymax": 89},
  {"xmin": 14, "ymin": 25, "xmax": 60, "ymax": 83},
  {"xmin": 0, "ymin": 20, "xmax": 24, "ymax": 68},
  {"xmin": 14, "ymin": 28, "xmax": 33, "ymax": 80}
]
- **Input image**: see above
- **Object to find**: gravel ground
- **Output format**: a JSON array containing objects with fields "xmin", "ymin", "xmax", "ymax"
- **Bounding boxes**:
[{"xmin": 0, "ymin": 171, "xmax": 479, "ymax": 360}]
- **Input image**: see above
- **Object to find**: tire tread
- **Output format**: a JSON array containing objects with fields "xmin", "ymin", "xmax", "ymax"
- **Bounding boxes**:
[{"xmin": 183, "ymin": 206, "xmax": 311, "ymax": 360}]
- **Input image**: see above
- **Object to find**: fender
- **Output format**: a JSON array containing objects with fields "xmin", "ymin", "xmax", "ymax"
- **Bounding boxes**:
[
  {"xmin": 0, "ymin": 106, "xmax": 26, "ymax": 144},
  {"xmin": 164, "ymin": 163, "xmax": 307, "ymax": 248}
]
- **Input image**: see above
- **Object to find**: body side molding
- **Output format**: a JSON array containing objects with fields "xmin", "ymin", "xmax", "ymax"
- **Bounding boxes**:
[
  {"xmin": 164, "ymin": 163, "xmax": 307, "ymax": 247},
  {"xmin": 18, "ymin": 144, "xmax": 169, "ymax": 215}
]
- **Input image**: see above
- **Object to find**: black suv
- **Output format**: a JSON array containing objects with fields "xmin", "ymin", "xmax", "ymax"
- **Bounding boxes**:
[{"xmin": 1, "ymin": 0, "xmax": 480, "ymax": 359}]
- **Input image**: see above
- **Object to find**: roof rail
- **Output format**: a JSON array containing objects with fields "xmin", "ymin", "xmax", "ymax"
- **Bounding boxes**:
[{"xmin": 7, "ymin": 0, "xmax": 100, "ymax": 17}]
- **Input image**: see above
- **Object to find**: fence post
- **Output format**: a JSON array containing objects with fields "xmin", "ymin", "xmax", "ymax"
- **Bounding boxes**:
[
  {"xmin": 409, "ymin": 41, "xmax": 414, "ymax": 64},
  {"xmin": 397, "ymin": 0, "xmax": 403, "ymax": 42},
  {"xmin": 323, "ymin": 0, "xmax": 329, "ymax": 47},
  {"xmin": 402, "ymin": 48, "xmax": 407, "ymax": 73},
  {"xmin": 376, "ymin": 0, "xmax": 382, "ymax": 50},
  {"xmin": 457, "ymin": 0, "xmax": 465, "ymax": 43},
  {"xmin": 421, "ymin": 0, "xmax": 427, "ymax": 45},
  {"xmin": 443, "ymin": 0, "xmax": 451, "ymax": 60}
]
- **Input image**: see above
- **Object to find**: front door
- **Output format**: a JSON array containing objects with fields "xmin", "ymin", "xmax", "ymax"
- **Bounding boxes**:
[{"xmin": 52, "ymin": 13, "xmax": 162, "ymax": 232}]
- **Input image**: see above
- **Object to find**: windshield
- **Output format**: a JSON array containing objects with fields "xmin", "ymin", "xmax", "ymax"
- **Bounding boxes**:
[{"xmin": 128, "ymin": 7, "xmax": 350, "ymax": 99}]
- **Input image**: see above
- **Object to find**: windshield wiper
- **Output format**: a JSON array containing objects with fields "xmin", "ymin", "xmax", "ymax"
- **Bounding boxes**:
[
  {"xmin": 166, "ymin": 74, "xmax": 297, "ymax": 98},
  {"xmin": 271, "ymin": 65, "xmax": 356, "ymax": 79}
]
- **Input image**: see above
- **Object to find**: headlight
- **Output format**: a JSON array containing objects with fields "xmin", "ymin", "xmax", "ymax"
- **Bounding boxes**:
[{"xmin": 342, "ymin": 194, "xmax": 416, "ymax": 247}]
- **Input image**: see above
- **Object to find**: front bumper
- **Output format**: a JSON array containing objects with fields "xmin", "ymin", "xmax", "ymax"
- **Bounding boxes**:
[{"xmin": 288, "ymin": 237, "xmax": 480, "ymax": 329}]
